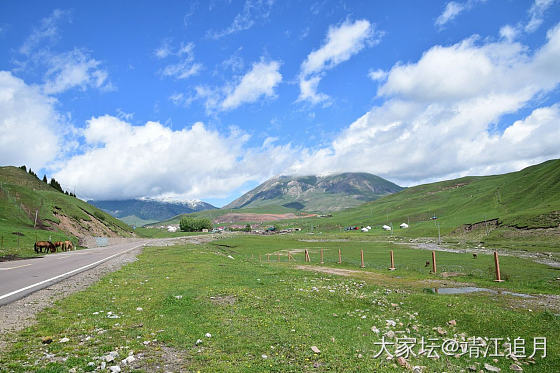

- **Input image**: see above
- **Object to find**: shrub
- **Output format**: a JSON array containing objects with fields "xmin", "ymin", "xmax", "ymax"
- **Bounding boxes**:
[{"xmin": 180, "ymin": 216, "xmax": 213, "ymax": 232}]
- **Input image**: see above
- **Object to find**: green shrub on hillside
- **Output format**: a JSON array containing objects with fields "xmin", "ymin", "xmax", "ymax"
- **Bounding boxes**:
[{"xmin": 179, "ymin": 216, "xmax": 212, "ymax": 232}]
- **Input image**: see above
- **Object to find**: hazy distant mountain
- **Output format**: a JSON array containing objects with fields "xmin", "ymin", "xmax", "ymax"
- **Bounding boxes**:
[
  {"xmin": 224, "ymin": 173, "xmax": 403, "ymax": 212},
  {"xmin": 89, "ymin": 199, "xmax": 217, "ymax": 226}
]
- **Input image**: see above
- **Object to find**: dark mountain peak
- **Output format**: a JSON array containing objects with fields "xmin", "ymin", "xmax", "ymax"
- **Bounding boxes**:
[{"xmin": 224, "ymin": 172, "xmax": 402, "ymax": 212}]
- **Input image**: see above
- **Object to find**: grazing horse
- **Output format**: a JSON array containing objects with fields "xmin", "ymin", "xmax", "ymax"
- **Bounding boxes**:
[
  {"xmin": 54, "ymin": 241, "xmax": 64, "ymax": 252},
  {"xmin": 63, "ymin": 240, "xmax": 74, "ymax": 251},
  {"xmin": 34, "ymin": 241, "xmax": 55, "ymax": 254}
]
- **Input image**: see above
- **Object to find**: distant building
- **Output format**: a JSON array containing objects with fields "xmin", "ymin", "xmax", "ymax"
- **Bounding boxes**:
[
  {"xmin": 382, "ymin": 224, "xmax": 392, "ymax": 231},
  {"xmin": 400, "ymin": 223, "xmax": 409, "ymax": 229}
]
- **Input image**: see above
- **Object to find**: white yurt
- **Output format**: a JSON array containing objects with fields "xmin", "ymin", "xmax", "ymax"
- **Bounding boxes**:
[
  {"xmin": 382, "ymin": 225, "xmax": 391, "ymax": 231},
  {"xmin": 400, "ymin": 223, "xmax": 409, "ymax": 229}
]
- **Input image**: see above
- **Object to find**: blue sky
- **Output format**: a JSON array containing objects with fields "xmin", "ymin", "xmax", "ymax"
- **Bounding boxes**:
[{"xmin": 1, "ymin": 0, "xmax": 559, "ymax": 206}]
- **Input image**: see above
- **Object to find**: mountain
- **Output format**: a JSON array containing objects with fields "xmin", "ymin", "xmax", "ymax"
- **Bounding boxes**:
[
  {"xmin": 300, "ymin": 159, "xmax": 560, "ymax": 237},
  {"xmin": 224, "ymin": 172, "xmax": 403, "ymax": 212},
  {"xmin": 88, "ymin": 199, "xmax": 217, "ymax": 226},
  {"xmin": 0, "ymin": 166, "xmax": 133, "ymax": 254}
]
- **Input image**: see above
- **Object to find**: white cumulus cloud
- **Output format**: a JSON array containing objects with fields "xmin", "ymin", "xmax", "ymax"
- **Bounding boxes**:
[
  {"xmin": 289, "ymin": 23, "xmax": 560, "ymax": 185},
  {"xmin": 221, "ymin": 60, "xmax": 282, "ymax": 110},
  {"xmin": 53, "ymin": 116, "xmax": 297, "ymax": 201},
  {"xmin": 0, "ymin": 71, "xmax": 66, "ymax": 170},
  {"xmin": 298, "ymin": 19, "xmax": 381, "ymax": 105}
]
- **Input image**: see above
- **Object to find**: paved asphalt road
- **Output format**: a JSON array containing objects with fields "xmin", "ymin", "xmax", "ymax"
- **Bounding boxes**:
[{"xmin": 0, "ymin": 239, "xmax": 150, "ymax": 306}]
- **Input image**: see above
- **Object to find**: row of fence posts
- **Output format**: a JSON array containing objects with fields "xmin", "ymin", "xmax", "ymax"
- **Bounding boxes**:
[
  {"xmin": 0, "ymin": 235, "xmax": 21, "ymax": 249},
  {"xmin": 259, "ymin": 248, "xmax": 505, "ymax": 281}
]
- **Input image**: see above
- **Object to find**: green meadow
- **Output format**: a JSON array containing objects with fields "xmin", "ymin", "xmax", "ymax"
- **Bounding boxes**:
[{"xmin": 1, "ymin": 234, "xmax": 558, "ymax": 372}]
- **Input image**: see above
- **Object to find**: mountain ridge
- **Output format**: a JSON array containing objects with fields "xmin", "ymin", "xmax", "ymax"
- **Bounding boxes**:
[
  {"xmin": 89, "ymin": 198, "xmax": 217, "ymax": 226},
  {"xmin": 224, "ymin": 172, "xmax": 403, "ymax": 212}
]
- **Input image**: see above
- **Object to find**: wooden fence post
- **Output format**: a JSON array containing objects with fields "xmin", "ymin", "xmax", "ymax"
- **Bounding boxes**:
[
  {"xmin": 494, "ymin": 251, "xmax": 504, "ymax": 282},
  {"xmin": 267, "ymin": 254, "xmax": 270, "ymax": 262},
  {"xmin": 320, "ymin": 248, "xmax": 324, "ymax": 264},
  {"xmin": 360, "ymin": 249, "xmax": 365, "ymax": 268},
  {"xmin": 305, "ymin": 249, "xmax": 310, "ymax": 262},
  {"xmin": 431, "ymin": 251, "xmax": 437, "ymax": 274},
  {"xmin": 338, "ymin": 249, "xmax": 342, "ymax": 264},
  {"xmin": 389, "ymin": 250, "xmax": 396, "ymax": 270}
]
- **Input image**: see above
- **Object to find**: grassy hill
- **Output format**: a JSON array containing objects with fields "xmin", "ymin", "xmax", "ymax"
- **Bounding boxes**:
[
  {"xmin": 0, "ymin": 166, "xmax": 134, "ymax": 258},
  {"xmin": 224, "ymin": 172, "xmax": 403, "ymax": 212},
  {"xmin": 267, "ymin": 159, "xmax": 560, "ymax": 250}
]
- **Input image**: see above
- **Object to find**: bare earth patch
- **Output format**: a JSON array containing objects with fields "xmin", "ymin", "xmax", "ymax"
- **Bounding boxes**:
[
  {"xmin": 133, "ymin": 344, "xmax": 191, "ymax": 372},
  {"xmin": 214, "ymin": 212, "xmax": 316, "ymax": 223},
  {"xmin": 209, "ymin": 295, "xmax": 237, "ymax": 306},
  {"xmin": 54, "ymin": 211, "xmax": 130, "ymax": 246}
]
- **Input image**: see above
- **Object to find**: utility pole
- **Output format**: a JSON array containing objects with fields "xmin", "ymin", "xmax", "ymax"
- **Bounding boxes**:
[{"xmin": 34, "ymin": 209, "xmax": 38, "ymax": 229}]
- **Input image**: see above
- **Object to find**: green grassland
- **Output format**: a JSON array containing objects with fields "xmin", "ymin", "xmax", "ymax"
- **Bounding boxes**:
[
  {"xmin": 212, "ymin": 234, "xmax": 560, "ymax": 295},
  {"xmin": 262, "ymin": 160, "xmax": 560, "ymax": 252},
  {"xmin": 0, "ymin": 166, "xmax": 133, "ymax": 258},
  {"xmin": 149, "ymin": 160, "xmax": 560, "ymax": 256},
  {"xmin": 2, "ymin": 235, "xmax": 558, "ymax": 372}
]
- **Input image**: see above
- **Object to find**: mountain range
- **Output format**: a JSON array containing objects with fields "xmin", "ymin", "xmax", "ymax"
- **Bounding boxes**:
[
  {"xmin": 88, "ymin": 199, "xmax": 217, "ymax": 226},
  {"xmin": 224, "ymin": 172, "xmax": 403, "ymax": 212}
]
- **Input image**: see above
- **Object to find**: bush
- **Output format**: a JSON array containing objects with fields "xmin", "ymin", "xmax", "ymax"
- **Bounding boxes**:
[{"xmin": 180, "ymin": 216, "xmax": 213, "ymax": 232}]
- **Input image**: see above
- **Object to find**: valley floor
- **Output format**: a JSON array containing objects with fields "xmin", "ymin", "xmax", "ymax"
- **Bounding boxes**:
[{"xmin": 0, "ymin": 233, "xmax": 558, "ymax": 372}]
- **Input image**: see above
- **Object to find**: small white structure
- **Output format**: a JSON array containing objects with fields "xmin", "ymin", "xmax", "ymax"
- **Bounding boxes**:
[
  {"xmin": 167, "ymin": 225, "xmax": 178, "ymax": 232},
  {"xmin": 361, "ymin": 227, "xmax": 369, "ymax": 232},
  {"xmin": 366, "ymin": 226, "xmax": 371, "ymax": 230},
  {"xmin": 400, "ymin": 223, "xmax": 409, "ymax": 229},
  {"xmin": 382, "ymin": 225, "xmax": 392, "ymax": 231}
]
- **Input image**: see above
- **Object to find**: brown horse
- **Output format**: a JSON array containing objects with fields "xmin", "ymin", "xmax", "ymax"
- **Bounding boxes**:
[
  {"xmin": 54, "ymin": 241, "xmax": 64, "ymax": 252},
  {"xmin": 62, "ymin": 241, "xmax": 74, "ymax": 251},
  {"xmin": 34, "ymin": 241, "xmax": 55, "ymax": 254}
]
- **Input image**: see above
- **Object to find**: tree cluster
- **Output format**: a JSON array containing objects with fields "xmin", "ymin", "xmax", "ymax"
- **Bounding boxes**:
[
  {"xmin": 179, "ymin": 216, "xmax": 213, "ymax": 232},
  {"xmin": 20, "ymin": 165, "xmax": 77, "ymax": 197}
]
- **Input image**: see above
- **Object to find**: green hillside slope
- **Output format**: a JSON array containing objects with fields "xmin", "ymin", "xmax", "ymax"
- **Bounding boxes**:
[
  {"xmin": 271, "ymin": 160, "xmax": 560, "ymax": 251},
  {"xmin": 0, "ymin": 166, "xmax": 134, "ymax": 258}
]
